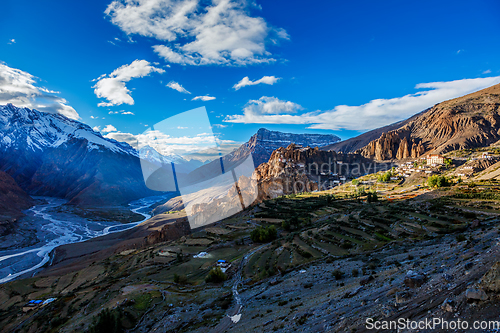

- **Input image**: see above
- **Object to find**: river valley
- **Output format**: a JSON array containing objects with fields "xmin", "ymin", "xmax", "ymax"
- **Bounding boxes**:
[{"xmin": 0, "ymin": 194, "xmax": 174, "ymax": 284}]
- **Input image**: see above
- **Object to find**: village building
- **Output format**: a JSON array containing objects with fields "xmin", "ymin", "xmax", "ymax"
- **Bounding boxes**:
[
  {"xmin": 426, "ymin": 154, "xmax": 444, "ymax": 165},
  {"xmin": 482, "ymin": 152, "xmax": 492, "ymax": 159}
]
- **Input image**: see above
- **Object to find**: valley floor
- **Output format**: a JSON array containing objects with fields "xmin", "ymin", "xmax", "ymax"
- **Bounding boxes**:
[{"xmin": 1, "ymin": 181, "xmax": 500, "ymax": 333}]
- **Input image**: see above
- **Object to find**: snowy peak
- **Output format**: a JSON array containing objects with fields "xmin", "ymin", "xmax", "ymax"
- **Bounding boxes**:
[
  {"xmin": 139, "ymin": 145, "xmax": 184, "ymax": 165},
  {"xmin": 0, "ymin": 104, "xmax": 135, "ymax": 155},
  {"xmin": 0, "ymin": 104, "xmax": 158, "ymax": 206}
]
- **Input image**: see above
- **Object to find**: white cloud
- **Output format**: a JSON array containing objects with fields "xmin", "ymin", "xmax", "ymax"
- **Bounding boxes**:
[
  {"xmin": 483, "ymin": 69, "xmax": 492, "ymax": 74},
  {"xmin": 192, "ymin": 95, "xmax": 216, "ymax": 101},
  {"xmin": 102, "ymin": 124, "xmax": 118, "ymax": 133},
  {"xmin": 93, "ymin": 126, "xmax": 101, "ymax": 131},
  {"xmin": 93, "ymin": 59, "xmax": 165, "ymax": 107},
  {"xmin": 167, "ymin": 81, "xmax": 191, "ymax": 94},
  {"xmin": 225, "ymin": 76, "xmax": 500, "ymax": 131},
  {"xmin": 105, "ymin": 0, "xmax": 288, "ymax": 66},
  {"xmin": 109, "ymin": 110, "xmax": 135, "ymax": 115},
  {"xmin": 104, "ymin": 129, "xmax": 238, "ymax": 161},
  {"xmin": 233, "ymin": 75, "xmax": 280, "ymax": 90},
  {"xmin": 0, "ymin": 63, "xmax": 79, "ymax": 119},
  {"xmin": 213, "ymin": 124, "xmax": 227, "ymax": 128},
  {"xmin": 90, "ymin": 116, "xmax": 98, "ymax": 119},
  {"xmin": 8, "ymin": 39, "xmax": 15, "ymax": 44},
  {"xmin": 228, "ymin": 96, "xmax": 302, "ymax": 121}
]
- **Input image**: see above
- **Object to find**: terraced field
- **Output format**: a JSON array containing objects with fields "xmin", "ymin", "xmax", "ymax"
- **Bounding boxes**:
[
  {"xmin": 1, "ymin": 183, "xmax": 497, "ymax": 332},
  {"xmin": 236, "ymin": 193, "xmax": 484, "ymax": 279}
]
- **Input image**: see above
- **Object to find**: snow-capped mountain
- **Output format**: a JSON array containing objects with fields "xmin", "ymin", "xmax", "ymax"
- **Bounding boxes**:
[
  {"xmin": 0, "ymin": 104, "xmax": 136, "ymax": 155},
  {"xmin": 0, "ymin": 104, "xmax": 159, "ymax": 206},
  {"xmin": 139, "ymin": 145, "xmax": 203, "ymax": 173}
]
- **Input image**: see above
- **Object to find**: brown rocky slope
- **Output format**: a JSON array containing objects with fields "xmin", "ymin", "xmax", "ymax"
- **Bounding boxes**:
[
  {"xmin": 330, "ymin": 84, "xmax": 500, "ymax": 160},
  {"xmin": 0, "ymin": 171, "xmax": 34, "ymax": 235}
]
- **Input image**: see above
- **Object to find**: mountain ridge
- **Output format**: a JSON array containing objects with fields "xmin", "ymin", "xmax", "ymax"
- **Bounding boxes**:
[
  {"xmin": 231, "ymin": 128, "xmax": 341, "ymax": 167},
  {"xmin": 323, "ymin": 83, "xmax": 500, "ymax": 160},
  {"xmin": 0, "ymin": 171, "xmax": 34, "ymax": 235},
  {"xmin": 0, "ymin": 104, "xmax": 159, "ymax": 206}
]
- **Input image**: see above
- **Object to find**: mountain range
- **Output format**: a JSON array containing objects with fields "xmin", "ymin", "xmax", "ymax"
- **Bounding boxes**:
[
  {"xmin": 0, "ymin": 104, "xmax": 157, "ymax": 206},
  {"xmin": 1, "ymin": 83, "xmax": 500, "ymax": 211},
  {"xmin": 0, "ymin": 105, "xmax": 341, "ymax": 210},
  {"xmin": 180, "ymin": 128, "xmax": 341, "ymax": 185},
  {"xmin": 325, "ymin": 83, "xmax": 500, "ymax": 160},
  {"xmin": 231, "ymin": 128, "xmax": 341, "ymax": 167}
]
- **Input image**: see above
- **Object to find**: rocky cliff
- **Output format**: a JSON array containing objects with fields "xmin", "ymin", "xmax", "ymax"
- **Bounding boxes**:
[
  {"xmin": 144, "ymin": 217, "xmax": 191, "ymax": 246},
  {"xmin": 358, "ymin": 84, "xmax": 500, "ymax": 160},
  {"xmin": 232, "ymin": 128, "xmax": 341, "ymax": 167},
  {"xmin": 322, "ymin": 110, "xmax": 425, "ymax": 154},
  {"xmin": 153, "ymin": 144, "xmax": 389, "ymax": 221},
  {"xmin": 253, "ymin": 144, "xmax": 388, "ymax": 201}
]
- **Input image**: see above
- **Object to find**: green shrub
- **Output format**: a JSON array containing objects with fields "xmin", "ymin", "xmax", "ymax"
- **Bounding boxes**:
[
  {"xmin": 341, "ymin": 241, "xmax": 353, "ymax": 249},
  {"xmin": 173, "ymin": 274, "xmax": 188, "ymax": 284},
  {"xmin": 251, "ymin": 226, "xmax": 277, "ymax": 243},
  {"xmin": 427, "ymin": 175, "xmax": 449, "ymax": 187},
  {"xmin": 378, "ymin": 171, "xmax": 393, "ymax": 182},
  {"xmin": 367, "ymin": 191, "xmax": 378, "ymax": 202},
  {"xmin": 205, "ymin": 267, "xmax": 227, "ymax": 283},
  {"xmin": 296, "ymin": 314, "xmax": 308, "ymax": 325}
]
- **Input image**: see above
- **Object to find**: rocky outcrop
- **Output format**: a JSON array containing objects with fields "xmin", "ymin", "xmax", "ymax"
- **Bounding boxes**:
[
  {"xmin": 480, "ymin": 262, "xmax": 500, "ymax": 293},
  {"xmin": 403, "ymin": 271, "xmax": 427, "ymax": 288},
  {"xmin": 186, "ymin": 128, "xmax": 341, "ymax": 185},
  {"xmin": 465, "ymin": 287, "xmax": 488, "ymax": 301},
  {"xmin": 145, "ymin": 217, "xmax": 191, "ymax": 246},
  {"xmin": 252, "ymin": 144, "xmax": 388, "ymax": 200},
  {"xmin": 362, "ymin": 130, "xmax": 426, "ymax": 161},
  {"xmin": 154, "ymin": 144, "xmax": 390, "ymax": 219}
]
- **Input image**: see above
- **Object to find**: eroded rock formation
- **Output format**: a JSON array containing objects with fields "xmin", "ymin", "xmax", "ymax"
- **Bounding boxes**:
[{"xmin": 352, "ymin": 84, "xmax": 500, "ymax": 160}]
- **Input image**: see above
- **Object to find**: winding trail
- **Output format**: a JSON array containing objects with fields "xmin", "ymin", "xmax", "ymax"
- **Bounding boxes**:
[
  {"xmin": 210, "ymin": 244, "xmax": 269, "ymax": 333},
  {"xmin": 0, "ymin": 194, "xmax": 171, "ymax": 284}
]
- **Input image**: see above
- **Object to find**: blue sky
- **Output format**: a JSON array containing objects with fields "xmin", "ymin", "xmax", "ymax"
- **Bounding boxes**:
[{"xmin": 1, "ymin": 0, "xmax": 499, "ymax": 159}]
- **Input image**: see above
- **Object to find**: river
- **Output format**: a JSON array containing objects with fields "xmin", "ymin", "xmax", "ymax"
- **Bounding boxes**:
[{"xmin": 0, "ymin": 194, "xmax": 173, "ymax": 284}]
